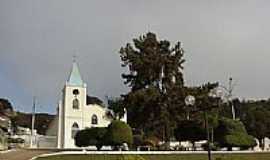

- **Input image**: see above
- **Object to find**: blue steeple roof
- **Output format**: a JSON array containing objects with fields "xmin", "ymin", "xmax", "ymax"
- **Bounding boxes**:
[{"xmin": 67, "ymin": 61, "xmax": 84, "ymax": 86}]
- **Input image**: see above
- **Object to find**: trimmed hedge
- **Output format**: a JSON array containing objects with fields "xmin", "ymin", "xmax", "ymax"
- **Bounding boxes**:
[
  {"xmin": 75, "ymin": 127, "xmax": 107, "ymax": 150},
  {"xmin": 106, "ymin": 120, "xmax": 133, "ymax": 146}
]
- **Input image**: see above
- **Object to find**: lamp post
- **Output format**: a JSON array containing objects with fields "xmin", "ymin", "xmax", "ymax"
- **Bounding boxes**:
[
  {"xmin": 184, "ymin": 88, "xmax": 222, "ymax": 160},
  {"xmin": 185, "ymin": 95, "xmax": 196, "ymax": 120},
  {"xmin": 219, "ymin": 77, "xmax": 236, "ymax": 120},
  {"xmin": 30, "ymin": 96, "xmax": 36, "ymax": 148},
  {"xmin": 206, "ymin": 87, "xmax": 223, "ymax": 160}
]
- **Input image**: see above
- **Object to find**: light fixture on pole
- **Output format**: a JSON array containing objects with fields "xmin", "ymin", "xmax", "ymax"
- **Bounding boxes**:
[
  {"xmin": 206, "ymin": 87, "xmax": 223, "ymax": 160},
  {"xmin": 185, "ymin": 95, "xmax": 196, "ymax": 120},
  {"xmin": 30, "ymin": 96, "xmax": 36, "ymax": 148},
  {"xmin": 219, "ymin": 77, "xmax": 236, "ymax": 120}
]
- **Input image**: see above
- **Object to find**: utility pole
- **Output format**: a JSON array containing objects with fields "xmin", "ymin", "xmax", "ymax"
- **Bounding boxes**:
[
  {"xmin": 30, "ymin": 96, "xmax": 36, "ymax": 148},
  {"xmin": 228, "ymin": 77, "xmax": 236, "ymax": 120}
]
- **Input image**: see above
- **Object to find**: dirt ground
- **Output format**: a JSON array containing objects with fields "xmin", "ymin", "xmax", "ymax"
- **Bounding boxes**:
[{"xmin": 0, "ymin": 149, "xmax": 54, "ymax": 160}]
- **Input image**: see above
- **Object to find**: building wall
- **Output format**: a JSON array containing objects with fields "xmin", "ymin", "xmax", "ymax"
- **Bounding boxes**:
[
  {"xmin": 82, "ymin": 104, "xmax": 111, "ymax": 128},
  {"xmin": 57, "ymin": 84, "xmax": 112, "ymax": 148}
]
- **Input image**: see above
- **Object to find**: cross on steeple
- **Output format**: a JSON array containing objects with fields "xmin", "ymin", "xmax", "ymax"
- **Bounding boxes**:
[
  {"xmin": 67, "ymin": 54, "xmax": 83, "ymax": 86},
  {"xmin": 72, "ymin": 54, "xmax": 77, "ymax": 63}
]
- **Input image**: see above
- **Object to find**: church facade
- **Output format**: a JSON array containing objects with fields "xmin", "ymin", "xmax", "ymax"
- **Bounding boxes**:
[{"xmin": 47, "ymin": 61, "xmax": 127, "ymax": 149}]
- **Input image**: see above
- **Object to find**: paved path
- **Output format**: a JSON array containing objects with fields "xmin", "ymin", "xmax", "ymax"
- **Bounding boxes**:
[{"xmin": 0, "ymin": 149, "xmax": 54, "ymax": 160}]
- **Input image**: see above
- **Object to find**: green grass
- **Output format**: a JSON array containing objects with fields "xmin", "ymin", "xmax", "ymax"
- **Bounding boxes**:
[{"xmin": 36, "ymin": 153, "xmax": 270, "ymax": 160}]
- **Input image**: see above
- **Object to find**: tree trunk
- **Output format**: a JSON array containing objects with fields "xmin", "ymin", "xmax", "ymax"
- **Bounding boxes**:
[
  {"xmin": 211, "ymin": 127, "xmax": 214, "ymax": 143},
  {"xmin": 192, "ymin": 141, "xmax": 196, "ymax": 151},
  {"xmin": 259, "ymin": 138, "xmax": 265, "ymax": 150},
  {"xmin": 164, "ymin": 122, "xmax": 171, "ymax": 150}
]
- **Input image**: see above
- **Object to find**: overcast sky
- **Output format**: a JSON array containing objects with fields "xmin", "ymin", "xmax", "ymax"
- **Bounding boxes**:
[{"xmin": 1, "ymin": 0, "xmax": 270, "ymax": 113}]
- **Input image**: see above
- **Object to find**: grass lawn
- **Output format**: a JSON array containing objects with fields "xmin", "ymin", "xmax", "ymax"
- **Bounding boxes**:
[{"xmin": 35, "ymin": 153, "xmax": 270, "ymax": 160}]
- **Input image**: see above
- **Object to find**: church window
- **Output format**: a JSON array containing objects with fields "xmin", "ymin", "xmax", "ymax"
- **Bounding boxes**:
[
  {"xmin": 71, "ymin": 123, "xmax": 79, "ymax": 138},
  {"xmin": 73, "ymin": 89, "xmax": 79, "ymax": 95},
  {"xmin": 91, "ymin": 114, "xmax": 98, "ymax": 125},
  {"xmin": 73, "ymin": 98, "xmax": 79, "ymax": 109}
]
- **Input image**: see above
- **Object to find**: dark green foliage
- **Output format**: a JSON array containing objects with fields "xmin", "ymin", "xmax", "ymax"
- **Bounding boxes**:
[
  {"xmin": 107, "ymin": 97, "xmax": 125, "ymax": 120},
  {"xmin": 215, "ymin": 98, "xmax": 270, "ymax": 150},
  {"xmin": 133, "ymin": 135, "xmax": 143, "ymax": 147},
  {"xmin": 184, "ymin": 82, "xmax": 220, "ymax": 111},
  {"xmin": 240, "ymin": 101, "xmax": 270, "ymax": 149},
  {"xmin": 0, "ymin": 98, "xmax": 13, "ymax": 114},
  {"xmin": 119, "ymin": 32, "xmax": 185, "ymax": 90},
  {"xmin": 215, "ymin": 118, "xmax": 256, "ymax": 150},
  {"xmin": 174, "ymin": 120, "xmax": 205, "ymax": 149},
  {"xmin": 106, "ymin": 120, "xmax": 133, "ymax": 146},
  {"xmin": 75, "ymin": 127, "xmax": 107, "ymax": 150},
  {"xmin": 74, "ymin": 129, "xmax": 89, "ymax": 147},
  {"xmin": 119, "ymin": 32, "xmax": 186, "ymax": 142}
]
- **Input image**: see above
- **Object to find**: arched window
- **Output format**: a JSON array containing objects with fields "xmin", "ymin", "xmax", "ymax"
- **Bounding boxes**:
[
  {"xmin": 71, "ymin": 123, "xmax": 79, "ymax": 138},
  {"xmin": 91, "ymin": 114, "xmax": 98, "ymax": 125},
  {"xmin": 73, "ymin": 98, "xmax": 79, "ymax": 109}
]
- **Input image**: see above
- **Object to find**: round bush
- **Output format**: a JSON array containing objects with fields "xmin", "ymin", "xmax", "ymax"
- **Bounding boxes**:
[{"xmin": 106, "ymin": 120, "xmax": 133, "ymax": 146}]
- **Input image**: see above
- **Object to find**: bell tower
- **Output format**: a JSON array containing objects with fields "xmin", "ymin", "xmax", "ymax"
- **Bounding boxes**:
[{"xmin": 57, "ymin": 60, "xmax": 87, "ymax": 148}]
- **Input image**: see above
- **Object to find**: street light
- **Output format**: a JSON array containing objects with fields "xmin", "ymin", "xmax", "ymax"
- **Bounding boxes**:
[
  {"xmin": 184, "ymin": 88, "xmax": 222, "ymax": 160},
  {"xmin": 219, "ymin": 77, "xmax": 236, "ymax": 120},
  {"xmin": 185, "ymin": 95, "xmax": 196, "ymax": 120},
  {"xmin": 205, "ymin": 87, "xmax": 223, "ymax": 160}
]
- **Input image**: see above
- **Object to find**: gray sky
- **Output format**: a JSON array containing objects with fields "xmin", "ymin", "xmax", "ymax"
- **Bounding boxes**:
[{"xmin": 1, "ymin": 0, "xmax": 270, "ymax": 113}]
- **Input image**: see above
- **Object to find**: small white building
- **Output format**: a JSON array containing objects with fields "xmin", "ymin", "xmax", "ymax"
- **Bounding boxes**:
[{"xmin": 46, "ymin": 61, "xmax": 127, "ymax": 149}]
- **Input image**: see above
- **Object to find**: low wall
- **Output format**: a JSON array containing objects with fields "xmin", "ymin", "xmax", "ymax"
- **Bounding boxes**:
[{"xmin": 30, "ymin": 150, "xmax": 270, "ymax": 160}]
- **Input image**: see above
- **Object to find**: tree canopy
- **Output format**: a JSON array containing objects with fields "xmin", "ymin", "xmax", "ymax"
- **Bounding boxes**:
[
  {"xmin": 119, "ymin": 32, "xmax": 186, "ymax": 142},
  {"xmin": 237, "ymin": 101, "xmax": 270, "ymax": 149},
  {"xmin": 107, "ymin": 97, "xmax": 125, "ymax": 120},
  {"xmin": 215, "ymin": 118, "xmax": 256, "ymax": 150}
]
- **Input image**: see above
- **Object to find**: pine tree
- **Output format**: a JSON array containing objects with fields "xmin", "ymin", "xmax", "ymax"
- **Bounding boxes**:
[{"xmin": 119, "ymin": 32, "xmax": 185, "ymax": 142}]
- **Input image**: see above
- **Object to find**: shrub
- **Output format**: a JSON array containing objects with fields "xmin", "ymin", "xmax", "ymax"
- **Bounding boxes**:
[
  {"xmin": 106, "ymin": 120, "xmax": 133, "ymax": 147},
  {"xmin": 215, "ymin": 118, "xmax": 257, "ymax": 150},
  {"xmin": 133, "ymin": 135, "xmax": 143, "ymax": 147},
  {"xmin": 143, "ymin": 136, "xmax": 159, "ymax": 147},
  {"xmin": 75, "ymin": 127, "xmax": 107, "ymax": 150}
]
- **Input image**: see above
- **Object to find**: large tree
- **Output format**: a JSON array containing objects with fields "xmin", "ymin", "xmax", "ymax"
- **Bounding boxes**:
[
  {"xmin": 119, "ymin": 32, "xmax": 186, "ymax": 142},
  {"xmin": 175, "ymin": 83, "xmax": 220, "ymax": 149},
  {"xmin": 107, "ymin": 97, "xmax": 126, "ymax": 120},
  {"xmin": 174, "ymin": 119, "xmax": 205, "ymax": 150},
  {"xmin": 240, "ymin": 102, "xmax": 270, "ymax": 150}
]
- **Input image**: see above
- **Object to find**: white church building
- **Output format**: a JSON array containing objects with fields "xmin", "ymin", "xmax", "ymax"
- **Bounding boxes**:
[{"xmin": 45, "ymin": 61, "xmax": 127, "ymax": 149}]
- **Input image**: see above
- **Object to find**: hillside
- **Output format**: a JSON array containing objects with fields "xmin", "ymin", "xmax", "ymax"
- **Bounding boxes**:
[{"xmin": 13, "ymin": 112, "xmax": 55, "ymax": 135}]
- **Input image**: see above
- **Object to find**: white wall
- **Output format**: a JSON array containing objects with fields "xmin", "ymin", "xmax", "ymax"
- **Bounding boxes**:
[{"xmin": 57, "ymin": 84, "xmax": 112, "ymax": 149}]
